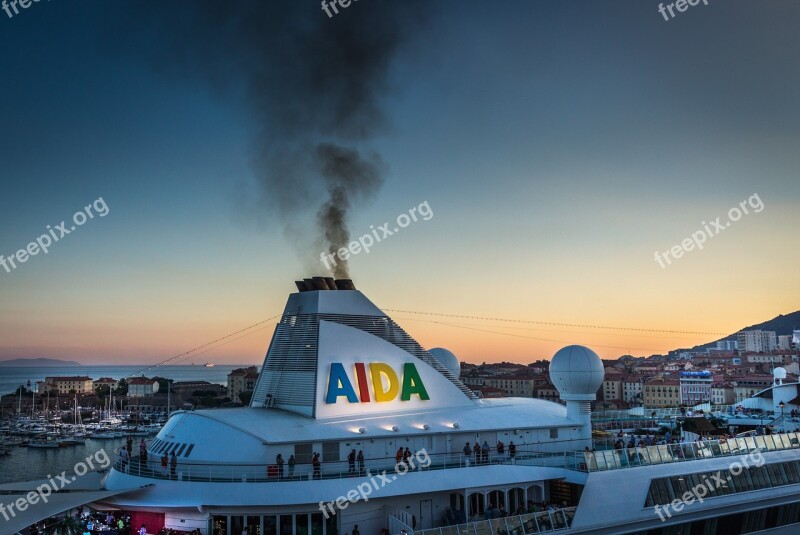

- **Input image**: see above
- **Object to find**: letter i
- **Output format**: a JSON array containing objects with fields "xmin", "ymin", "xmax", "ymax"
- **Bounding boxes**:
[{"xmin": 355, "ymin": 363, "xmax": 370, "ymax": 402}]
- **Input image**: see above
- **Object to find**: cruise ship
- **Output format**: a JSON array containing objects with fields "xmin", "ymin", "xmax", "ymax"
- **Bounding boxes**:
[{"xmin": 5, "ymin": 278, "xmax": 800, "ymax": 535}]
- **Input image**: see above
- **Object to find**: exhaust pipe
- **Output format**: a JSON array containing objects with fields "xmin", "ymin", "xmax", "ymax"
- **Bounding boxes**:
[
  {"xmin": 311, "ymin": 277, "xmax": 329, "ymax": 291},
  {"xmin": 335, "ymin": 279, "xmax": 356, "ymax": 291}
]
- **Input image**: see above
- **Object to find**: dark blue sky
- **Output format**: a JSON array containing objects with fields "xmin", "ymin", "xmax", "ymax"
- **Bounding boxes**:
[{"xmin": 1, "ymin": 1, "xmax": 798, "ymax": 363}]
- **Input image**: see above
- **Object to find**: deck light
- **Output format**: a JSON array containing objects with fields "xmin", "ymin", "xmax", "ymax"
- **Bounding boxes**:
[
  {"xmin": 392, "ymin": 425, "xmax": 400, "ymax": 432},
  {"xmin": 422, "ymin": 424, "xmax": 430, "ymax": 430},
  {"xmin": 452, "ymin": 422, "xmax": 460, "ymax": 429},
  {"xmin": 358, "ymin": 427, "xmax": 366, "ymax": 434}
]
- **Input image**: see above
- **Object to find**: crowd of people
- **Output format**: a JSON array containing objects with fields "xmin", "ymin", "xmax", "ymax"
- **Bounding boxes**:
[
  {"xmin": 26, "ymin": 509, "xmax": 132, "ymax": 535},
  {"xmin": 462, "ymin": 440, "xmax": 517, "ymax": 465}
]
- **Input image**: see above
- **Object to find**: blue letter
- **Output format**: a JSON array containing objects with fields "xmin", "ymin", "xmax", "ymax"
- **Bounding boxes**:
[{"xmin": 326, "ymin": 363, "xmax": 359, "ymax": 403}]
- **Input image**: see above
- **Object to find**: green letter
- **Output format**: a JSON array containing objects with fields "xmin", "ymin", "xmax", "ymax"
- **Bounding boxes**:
[{"xmin": 401, "ymin": 363, "xmax": 430, "ymax": 401}]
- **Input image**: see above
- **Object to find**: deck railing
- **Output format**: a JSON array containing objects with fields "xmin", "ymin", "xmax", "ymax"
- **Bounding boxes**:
[
  {"xmin": 412, "ymin": 507, "xmax": 576, "ymax": 535},
  {"xmin": 583, "ymin": 432, "xmax": 800, "ymax": 472},
  {"xmin": 111, "ymin": 442, "xmax": 588, "ymax": 483}
]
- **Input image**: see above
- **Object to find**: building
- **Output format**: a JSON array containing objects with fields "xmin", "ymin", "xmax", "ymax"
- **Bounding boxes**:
[
  {"xmin": 642, "ymin": 379, "xmax": 680, "ymax": 408},
  {"xmin": 679, "ymin": 371, "xmax": 712, "ymax": 405},
  {"xmin": 128, "ymin": 377, "xmax": 160, "ymax": 398},
  {"xmin": 711, "ymin": 382, "xmax": 735, "ymax": 405},
  {"xmin": 779, "ymin": 335, "xmax": 793, "ymax": 350},
  {"xmin": 94, "ymin": 377, "xmax": 119, "ymax": 391},
  {"xmin": 38, "ymin": 376, "xmax": 94, "ymax": 394},
  {"xmin": 732, "ymin": 376, "xmax": 774, "ymax": 401},
  {"xmin": 621, "ymin": 377, "xmax": 642, "ymax": 404},
  {"xmin": 484, "ymin": 374, "xmax": 535, "ymax": 397},
  {"xmin": 227, "ymin": 366, "xmax": 259, "ymax": 400},
  {"xmin": 744, "ymin": 353, "xmax": 786, "ymax": 364},
  {"xmin": 737, "ymin": 330, "xmax": 777, "ymax": 353},
  {"xmin": 535, "ymin": 385, "xmax": 559, "ymax": 402},
  {"xmin": 601, "ymin": 378, "xmax": 622, "ymax": 401},
  {"xmin": 716, "ymin": 340, "xmax": 738, "ymax": 351}
]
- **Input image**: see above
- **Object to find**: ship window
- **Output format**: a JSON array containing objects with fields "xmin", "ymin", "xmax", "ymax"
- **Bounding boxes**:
[
  {"xmin": 264, "ymin": 516, "xmax": 277, "ymax": 535},
  {"xmin": 549, "ymin": 429, "xmax": 558, "ymax": 439},
  {"xmin": 295, "ymin": 443, "xmax": 313, "ymax": 464},
  {"xmin": 175, "ymin": 443, "xmax": 186, "ymax": 457},
  {"xmin": 184, "ymin": 444, "xmax": 194, "ymax": 458},
  {"xmin": 280, "ymin": 515, "xmax": 293, "ymax": 535},
  {"xmin": 322, "ymin": 442, "xmax": 340, "ymax": 462}
]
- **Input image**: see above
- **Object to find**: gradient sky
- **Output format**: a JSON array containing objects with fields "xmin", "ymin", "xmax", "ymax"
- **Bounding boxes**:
[{"xmin": 0, "ymin": 1, "xmax": 798, "ymax": 366}]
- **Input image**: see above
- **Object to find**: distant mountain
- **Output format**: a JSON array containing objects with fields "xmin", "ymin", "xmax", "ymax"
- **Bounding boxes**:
[
  {"xmin": 0, "ymin": 357, "xmax": 82, "ymax": 367},
  {"xmin": 687, "ymin": 311, "xmax": 800, "ymax": 352}
]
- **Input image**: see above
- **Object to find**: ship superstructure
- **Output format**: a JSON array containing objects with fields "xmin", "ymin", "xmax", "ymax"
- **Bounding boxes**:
[{"xmin": 54, "ymin": 280, "xmax": 800, "ymax": 534}]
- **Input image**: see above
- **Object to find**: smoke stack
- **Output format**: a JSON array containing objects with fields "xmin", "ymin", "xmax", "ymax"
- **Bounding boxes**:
[
  {"xmin": 335, "ymin": 279, "xmax": 357, "ymax": 291},
  {"xmin": 324, "ymin": 277, "xmax": 338, "ymax": 290},
  {"xmin": 311, "ymin": 277, "xmax": 329, "ymax": 291},
  {"xmin": 295, "ymin": 281, "xmax": 307, "ymax": 293}
]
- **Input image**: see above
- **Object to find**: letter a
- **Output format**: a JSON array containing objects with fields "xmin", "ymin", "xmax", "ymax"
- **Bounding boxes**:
[
  {"xmin": 401, "ymin": 363, "xmax": 430, "ymax": 401},
  {"xmin": 326, "ymin": 363, "xmax": 359, "ymax": 403}
]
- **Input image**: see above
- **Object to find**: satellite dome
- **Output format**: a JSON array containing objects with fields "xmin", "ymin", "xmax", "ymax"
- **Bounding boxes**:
[
  {"xmin": 429, "ymin": 347, "xmax": 461, "ymax": 378},
  {"xmin": 549, "ymin": 345, "xmax": 604, "ymax": 401},
  {"xmin": 774, "ymin": 367, "xmax": 787, "ymax": 380}
]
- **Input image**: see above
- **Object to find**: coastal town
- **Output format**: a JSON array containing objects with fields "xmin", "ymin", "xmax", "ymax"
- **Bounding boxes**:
[
  {"xmin": 463, "ymin": 329, "xmax": 800, "ymax": 410},
  {"xmin": 3, "ymin": 329, "xmax": 799, "ymax": 420}
]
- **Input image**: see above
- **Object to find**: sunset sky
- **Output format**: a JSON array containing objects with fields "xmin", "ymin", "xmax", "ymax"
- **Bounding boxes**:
[{"xmin": 1, "ymin": 1, "xmax": 798, "ymax": 366}]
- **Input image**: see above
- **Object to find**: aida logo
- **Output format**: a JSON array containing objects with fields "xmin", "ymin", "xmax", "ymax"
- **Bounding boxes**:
[{"xmin": 325, "ymin": 362, "xmax": 430, "ymax": 403}]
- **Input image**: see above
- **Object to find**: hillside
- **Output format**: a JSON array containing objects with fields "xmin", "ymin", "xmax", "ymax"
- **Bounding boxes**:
[
  {"xmin": 0, "ymin": 357, "xmax": 82, "ymax": 367},
  {"xmin": 688, "ymin": 311, "xmax": 800, "ymax": 351}
]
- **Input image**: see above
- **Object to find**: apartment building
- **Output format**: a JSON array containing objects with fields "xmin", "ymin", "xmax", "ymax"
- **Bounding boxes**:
[
  {"xmin": 227, "ymin": 366, "xmax": 259, "ymax": 400},
  {"xmin": 679, "ymin": 370, "xmax": 713, "ymax": 405},
  {"xmin": 128, "ymin": 377, "xmax": 160, "ymax": 398},
  {"xmin": 622, "ymin": 377, "xmax": 643, "ymax": 404},
  {"xmin": 484, "ymin": 374, "xmax": 535, "ymax": 397},
  {"xmin": 737, "ymin": 330, "xmax": 777, "ymax": 353},
  {"xmin": 643, "ymin": 379, "xmax": 680, "ymax": 408},
  {"xmin": 602, "ymin": 378, "xmax": 622, "ymax": 401},
  {"xmin": 38, "ymin": 376, "xmax": 94, "ymax": 394},
  {"xmin": 711, "ymin": 382, "xmax": 735, "ymax": 405}
]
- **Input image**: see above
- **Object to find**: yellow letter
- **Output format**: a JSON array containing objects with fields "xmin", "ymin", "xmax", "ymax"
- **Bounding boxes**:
[{"xmin": 370, "ymin": 363, "xmax": 399, "ymax": 402}]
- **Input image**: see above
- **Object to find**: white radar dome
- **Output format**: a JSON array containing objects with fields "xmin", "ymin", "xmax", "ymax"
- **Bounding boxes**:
[
  {"xmin": 774, "ymin": 367, "xmax": 787, "ymax": 380},
  {"xmin": 429, "ymin": 347, "xmax": 461, "ymax": 378},
  {"xmin": 549, "ymin": 345, "xmax": 604, "ymax": 401}
]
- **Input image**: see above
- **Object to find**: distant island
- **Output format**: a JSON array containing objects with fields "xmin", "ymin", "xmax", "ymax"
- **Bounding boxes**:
[{"xmin": 0, "ymin": 358, "xmax": 82, "ymax": 367}]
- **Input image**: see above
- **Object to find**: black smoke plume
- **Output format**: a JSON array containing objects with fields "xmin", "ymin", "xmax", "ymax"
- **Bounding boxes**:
[{"xmin": 111, "ymin": 1, "xmax": 426, "ymax": 277}]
